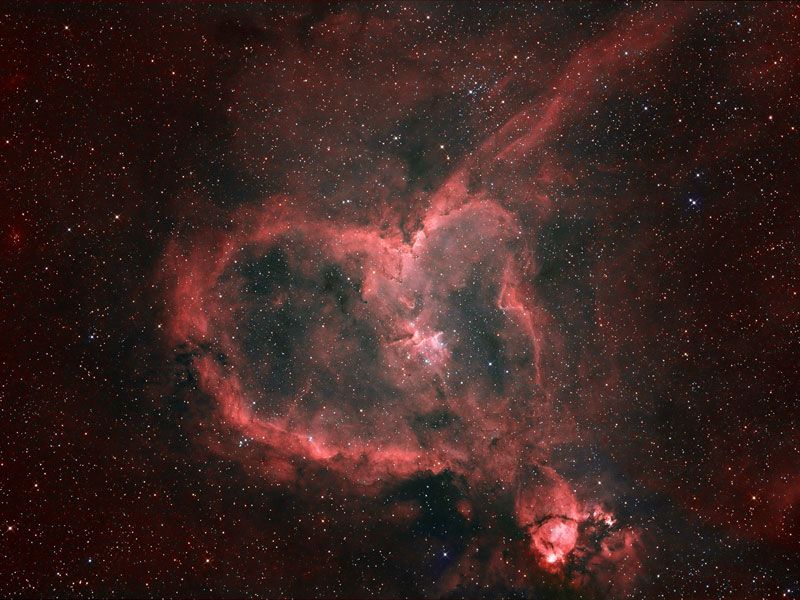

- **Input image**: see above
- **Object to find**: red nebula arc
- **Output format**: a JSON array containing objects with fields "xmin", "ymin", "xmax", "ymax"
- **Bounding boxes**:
[
  {"xmin": 162, "ymin": 191, "xmax": 640, "ymax": 593},
  {"xmin": 157, "ymin": 5, "xmax": 700, "ymax": 593},
  {"xmin": 165, "ymin": 196, "xmax": 548, "ymax": 483}
]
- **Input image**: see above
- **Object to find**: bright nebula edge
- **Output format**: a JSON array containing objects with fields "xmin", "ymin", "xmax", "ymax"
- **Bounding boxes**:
[{"xmin": 3, "ymin": 3, "xmax": 800, "ymax": 599}]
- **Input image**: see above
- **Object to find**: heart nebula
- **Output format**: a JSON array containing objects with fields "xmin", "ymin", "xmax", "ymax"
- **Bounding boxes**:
[{"xmin": 163, "ymin": 188, "xmax": 640, "ymax": 593}]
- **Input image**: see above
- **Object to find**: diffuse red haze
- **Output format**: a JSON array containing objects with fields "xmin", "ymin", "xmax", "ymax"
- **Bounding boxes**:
[
  {"xmin": 151, "ymin": 2, "xmax": 800, "ymax": 597},
  {"xmin": 163, "ymin": 158, "xmax": 640, "ymax": 594},
  {"xmin": 6, "ymin": 2, "xmax": 800, "ymax": 598}
]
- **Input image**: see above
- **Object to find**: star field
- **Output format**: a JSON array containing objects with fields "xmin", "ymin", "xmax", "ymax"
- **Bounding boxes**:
[{"xmin": 1, "ymin": 3, "xmax": 799, "ymax": 599}]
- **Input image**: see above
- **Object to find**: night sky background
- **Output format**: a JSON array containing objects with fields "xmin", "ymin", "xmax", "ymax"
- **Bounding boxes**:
[{"xmin": 2, "ymin": 2, "xmax": 800, "ymax": 599}]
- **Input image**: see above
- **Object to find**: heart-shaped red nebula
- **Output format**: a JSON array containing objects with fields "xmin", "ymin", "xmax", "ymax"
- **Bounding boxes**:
[
  {"xmin": 8, "ymin": 3, "xmax": 800, "ymax": 598},
  {"xmin": 162, "ymin": 179, "xmax": 641, "ymax": 592}
]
